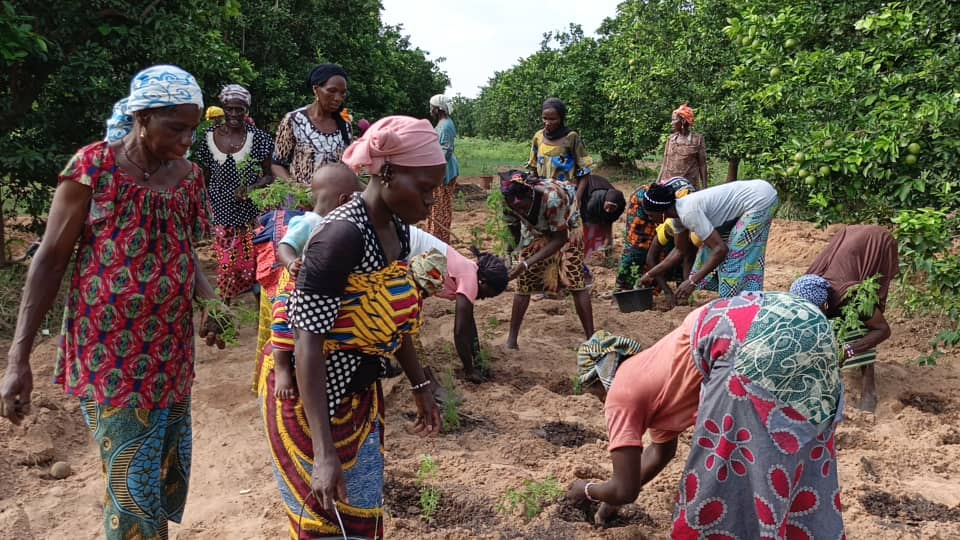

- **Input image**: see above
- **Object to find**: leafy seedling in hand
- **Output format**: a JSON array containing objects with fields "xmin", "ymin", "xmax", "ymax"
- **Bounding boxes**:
[{"xmin": 196, "ymin": 297, "xmax": 238, "ymax": 348}]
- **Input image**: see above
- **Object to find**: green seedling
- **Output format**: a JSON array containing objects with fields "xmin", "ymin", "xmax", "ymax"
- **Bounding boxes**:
[
  {"xmin": 498, "ymin": 475, "xmax": 564, "ymax": 519},
  {"xmin": 417, "ymin": 455, "xmax": 441, "ymax": 523},
  {"xmin": 834, "ymin": 275, "xmax": 880, "ymax": 347},
  {"xmin": 196, "ymin": 297, "xmax": 239, "ymax": 345},
  {"xmin": 248, "ymin": 179, "xmax": 312, "ymax": 211},
  {"xmin": 440, "ymin": 369, "xmax": 462, "ymax": 432}
]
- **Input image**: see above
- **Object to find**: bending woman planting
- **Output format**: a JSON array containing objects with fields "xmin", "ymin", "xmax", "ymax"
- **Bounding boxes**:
[
  {"xmin": 567, "ymin": 292, "xmax": 845, "ymax": 539},
  {"xmin": 790, "ymin": 224, "xmax": 899, "ymax": 412},
  {"xmin": 266, "ymin": 116, "xmax": 442, "ymax": 539},
  {"xmin": 407, "ymin": 227, "xmax": 509, "ymax": 382},
  {"xmin": 641, "ymin": 179, "xmax": 778, "ymax": 302},
  {"xmin": 500, "ymin": 170, "xmax": 594, "ymax": 349}
]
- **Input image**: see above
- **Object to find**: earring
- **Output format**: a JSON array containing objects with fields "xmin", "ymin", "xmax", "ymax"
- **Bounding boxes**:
[{"xmin": 139, "ymin": 127, "xmax": 145, "ymax": 139}]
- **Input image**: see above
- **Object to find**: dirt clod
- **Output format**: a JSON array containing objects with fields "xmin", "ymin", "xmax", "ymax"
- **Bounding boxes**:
[
  {"xmin": 558, "ymin": 499, "xmax": 656, "ymax": 528},
  {"xmin": 49, "ymin": 461, "xmax": 71, "ymax": 479},
  {"xmin": 897, "ymin": 392, "xmax": 950, "ymax": 414},
  {"xmin": 535, "ymin": 421, "xmax": 603, "ymax": 448}
]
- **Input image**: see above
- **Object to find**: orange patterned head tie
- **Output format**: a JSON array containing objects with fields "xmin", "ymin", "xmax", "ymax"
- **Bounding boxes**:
[{"xmin": 673, "ymin": 104, "xmax": 695, "ymax": 126}]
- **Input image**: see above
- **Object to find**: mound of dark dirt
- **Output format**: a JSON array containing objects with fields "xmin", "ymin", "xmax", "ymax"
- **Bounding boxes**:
[
  {"xmin": 860, "ymin": 491, "xmax": 960, "ymax": 523},
  {"xmin": 535, "ymin": 421, "xmax": 603, "ymax": 448}
]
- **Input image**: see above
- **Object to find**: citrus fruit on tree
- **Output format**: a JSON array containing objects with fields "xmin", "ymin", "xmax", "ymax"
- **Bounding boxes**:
[
  {"xmin": 823, "ymin": 139, "xmax": 834, "ymax": 149},
  {"xmin": 797, "ymin": 168, "xmax": 809, "ymax": 178},
  {"xmin": 819, "ymin": 166, "xmax": 831, "ymax": 176},
  {"xmin": 793, "ymin": 152, "xmax": 805, "ymax": 163},
  {"xmin": 741, "ymin": 36, "xmax": 752, "ymax": 46},
  {"xmin": 905, "ymin": 154, "xmax": 918, "ymax": 166},
  {"xmin": 785, "ymin": 38, "xmax": 799, "ymax": 49},
  {"xmin": 908, "ymin": 142, "xmax": 921, "ymax": 155},
  {"xmin": 804, "ymin": 176, "xmax": 816, "ymax": 186},
  {"xmin": 770, "ymin": 67, "xmax": 782, "ymax": 78}
]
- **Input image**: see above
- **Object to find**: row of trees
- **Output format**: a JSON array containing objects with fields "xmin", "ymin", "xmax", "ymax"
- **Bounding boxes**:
[
  {"xmin": 460, "ymin": 0, "xmax": 960, "ymax": 224},
  {"xmin": 0, "ymin": 0, "xmax": 449, "ymax": 258},
  {"xmin": 459, "ymin": 0, "xmax": 960, "ymax": 357}
]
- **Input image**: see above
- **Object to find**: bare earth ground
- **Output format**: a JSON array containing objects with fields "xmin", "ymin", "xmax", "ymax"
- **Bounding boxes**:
[{"xmin": 1, "ymin": 178, "xmax": 959, "ymax": 539}]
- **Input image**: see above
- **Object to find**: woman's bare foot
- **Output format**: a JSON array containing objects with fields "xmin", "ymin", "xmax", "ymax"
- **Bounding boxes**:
[{"xmin": 274, "ymin": 364, "xmax": 297, "ymax": 400}]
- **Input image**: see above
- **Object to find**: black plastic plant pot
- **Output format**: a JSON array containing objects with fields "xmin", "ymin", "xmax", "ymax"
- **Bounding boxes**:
[{"xmin": 613, "ymin": 287, "xmax": 654, "ymax": 313}]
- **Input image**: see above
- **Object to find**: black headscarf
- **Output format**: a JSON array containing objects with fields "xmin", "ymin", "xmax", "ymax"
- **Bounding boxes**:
[
  {"xmin": 640, "ymin": 182, "xmax": 677, "ymax": 214},
  {"xmin": 542, "ymin": 97, "xmax": 571, "ymax": 139},
  {"xmin": 307, "ymin": 63, "xmax": 352, "ymax": 145}
]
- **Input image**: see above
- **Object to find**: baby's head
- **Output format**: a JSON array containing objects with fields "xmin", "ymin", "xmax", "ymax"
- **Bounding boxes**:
[{"xmin": 311, "ymin": 163, "xmax": 364, "ymax": 216}]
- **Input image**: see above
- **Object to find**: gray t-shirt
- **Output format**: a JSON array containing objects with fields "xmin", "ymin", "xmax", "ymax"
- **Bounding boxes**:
[{"xmin": 673, "ymin": 180, "xmax": 778, "ymax": 241}]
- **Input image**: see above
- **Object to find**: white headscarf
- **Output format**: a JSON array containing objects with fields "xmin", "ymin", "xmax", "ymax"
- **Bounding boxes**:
[
  {"xmin": 105, "ymin": 65, "xmax": 204, "ymax": 143},
  {"xmin": 429, "ymin": 94, "xmax": 454, "ymax": 115}
]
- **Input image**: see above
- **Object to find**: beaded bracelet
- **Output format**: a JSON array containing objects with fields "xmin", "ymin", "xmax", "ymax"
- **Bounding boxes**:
[
  {"xmin": 584, "ymin": 482, "xmax": 599, "ymax": 503},
  {"xmin": 410, "ymin": 380, "xmax": 431, "ymax": 393},
  {"xmin": 843, "ymin": 343, "xmax": 856, "ymax": 360}
]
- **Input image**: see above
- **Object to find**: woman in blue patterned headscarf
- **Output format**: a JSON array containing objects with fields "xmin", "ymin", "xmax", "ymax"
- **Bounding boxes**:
[{"xmin": 2, "ymin": 65, "xmax": 224, "ymax": 540}]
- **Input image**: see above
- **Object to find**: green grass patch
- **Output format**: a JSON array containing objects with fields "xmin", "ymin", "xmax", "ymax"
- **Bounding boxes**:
[{"xmin": 456, "ymin": 137, "xmax": 529, "ymax": 177}]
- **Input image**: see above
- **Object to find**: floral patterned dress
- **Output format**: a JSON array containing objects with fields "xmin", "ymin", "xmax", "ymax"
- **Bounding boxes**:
[
  {"xmin": 505, "ymin": 179, "xmax": 586, "ymax": 294},
  {"xmin": 54, "ymin": 141, "xmax": 209, "ymax": 409},
  {"xmin": 673, "ymin": 292, "xmax": 844, "ymax": 539}
]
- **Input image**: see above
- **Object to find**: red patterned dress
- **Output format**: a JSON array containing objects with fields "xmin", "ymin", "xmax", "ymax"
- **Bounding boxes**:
[{"xmin": 53, "ymin": 141, "xmax": 210, "ymax": 409}]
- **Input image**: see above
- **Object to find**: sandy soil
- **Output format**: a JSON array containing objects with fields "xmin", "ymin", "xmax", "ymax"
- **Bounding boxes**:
[{"xmin": 1, "ymin": 178, "xmax": 959, "ymax": 539}]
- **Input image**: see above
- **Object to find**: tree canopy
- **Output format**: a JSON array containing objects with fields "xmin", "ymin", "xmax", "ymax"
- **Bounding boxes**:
[{"xmin": 0, "ymin": 0, "xmax": 448, "ymax": 226}]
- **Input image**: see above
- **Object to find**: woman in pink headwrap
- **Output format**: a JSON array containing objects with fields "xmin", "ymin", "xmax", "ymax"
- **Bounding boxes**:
[
  {"xmin": 262, "ymin": 116, "xmax": 444, "ymax": 539},
  {"xmin": 658, "ymin": 104, "xmax": 708, "ymax": 190}
]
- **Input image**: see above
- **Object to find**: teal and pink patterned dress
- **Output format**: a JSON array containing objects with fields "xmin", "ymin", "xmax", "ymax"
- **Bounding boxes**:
[
  {"xmin": 54, "ymin": 141, "xmax": 209, "ymax": 409},
  {"xmin": 673, "ymin": 291, "xmax": 845, "ymax": 539},
  {"xmin": 53, "ymin": 141, "xmax": 209, "ymax": 539}
]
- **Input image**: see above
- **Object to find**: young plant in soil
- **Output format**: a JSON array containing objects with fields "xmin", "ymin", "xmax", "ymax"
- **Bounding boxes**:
[
  {"xmin": 469, "ymin": 226, "xmax": 485, "ymax": 251},
  {"xmin": 571, "ymin": 375, "xmax": 583, "ymax": 395},
  {"xmin": 475, "ymin": 346, "xmax": 492, "ymax": 378},
  {"xmin": 453, "ymin": 191, "xmax": 469, "ymax": 212},
  {"xmin": 440, "ymin": 369, "xmax": 462, "ymax": 432},
  {"xmin": 498, "ymin": 475, "xmax": 564, "ymax": 519},
  {"xmin": 417, "ymin": 455, "xmax": 441, "ymax": 523}
]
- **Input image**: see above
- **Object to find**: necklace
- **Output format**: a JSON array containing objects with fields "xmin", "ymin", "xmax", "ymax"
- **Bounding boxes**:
[
  {"xmin": 217, "ymin": 125, "xmax": 246, "ymax": 151},
  {"xmin": 122, "ymin": 145, "xmax": 166, "ymax": 181}
]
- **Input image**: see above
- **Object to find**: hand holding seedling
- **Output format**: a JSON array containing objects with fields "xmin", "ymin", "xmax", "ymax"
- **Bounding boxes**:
[{"xmin": 197, "ymin": 299, "xmax": 238, "ymax": 349}]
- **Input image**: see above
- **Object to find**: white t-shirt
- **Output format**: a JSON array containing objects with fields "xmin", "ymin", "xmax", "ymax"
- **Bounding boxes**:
[
  {"xmin": 408, "ymin": 226, "xmax": 449, "ymax": 259},
  {"xmin": 673, "ymin": 180, "xmax": 778, "ymax": 241},
  {"xmin": 407, "ymin": 226, "xmax": 479, "ymax": 303}
]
